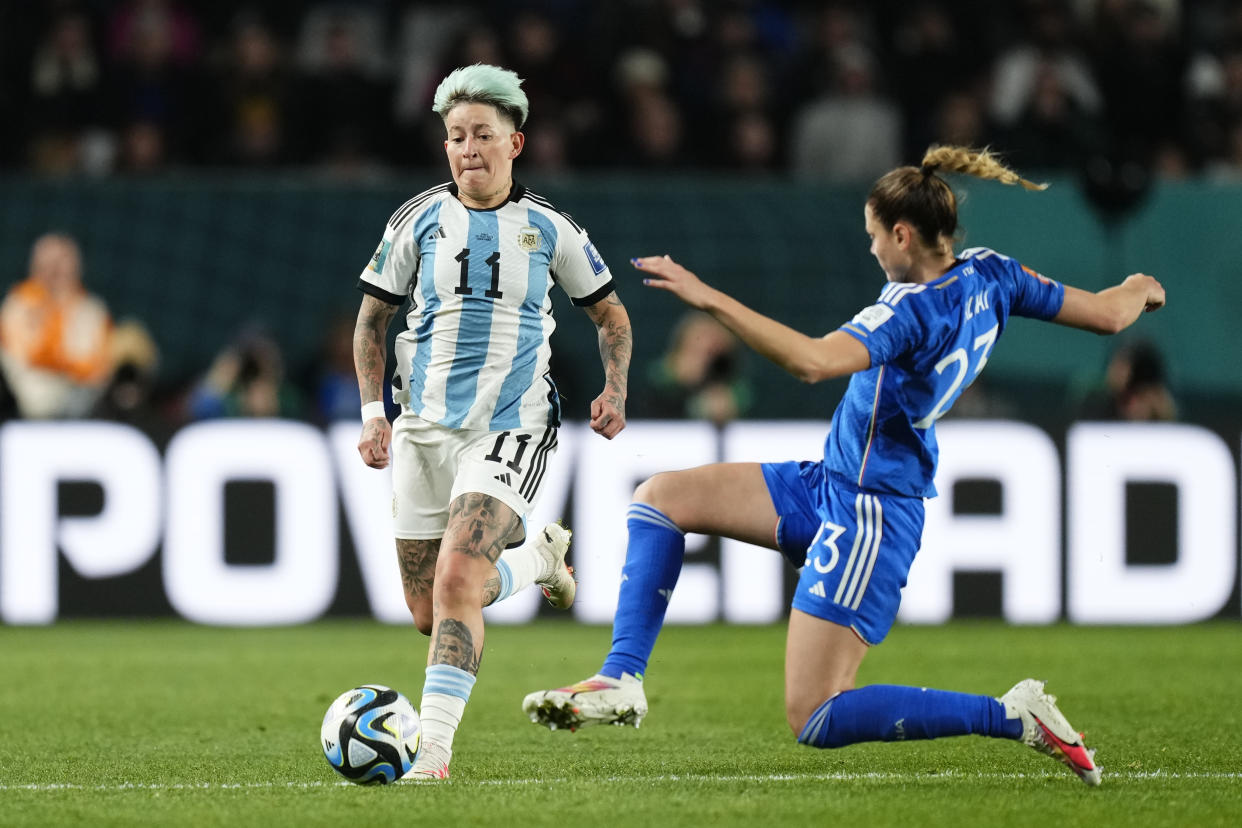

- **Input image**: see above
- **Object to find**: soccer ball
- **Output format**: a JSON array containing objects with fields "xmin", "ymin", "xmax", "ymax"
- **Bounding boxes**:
[{"xmin": 320, "ymin": 684, "xmax": 422, "ymax": 784}]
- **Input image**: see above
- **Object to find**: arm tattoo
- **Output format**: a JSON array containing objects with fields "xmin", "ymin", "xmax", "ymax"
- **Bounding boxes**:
[
  {"xmin": 585, "ymin": 293, "xmax": 632, "ymax": 408},
  {"xmin": 354, "ymin": 294, "xmax": 399, "ymax": 403},
  {"xmin": 396, "ymin": 538, "xmax": 439, "ymax": 604},
  {"xmin": 431, "ymin": 617, "xmax": 481, "ymax": 673},
  {"xmin": 444, "ymin": 493, "xmax": 521, "ymax": 564}
]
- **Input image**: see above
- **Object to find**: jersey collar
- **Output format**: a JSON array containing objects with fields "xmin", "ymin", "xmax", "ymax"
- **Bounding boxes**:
[{"xmin": 447, "ymin": 180, "xmax": 527, "ymax": 211}]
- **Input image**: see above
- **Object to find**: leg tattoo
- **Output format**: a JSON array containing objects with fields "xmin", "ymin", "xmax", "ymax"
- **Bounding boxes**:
[
  {"xmin": 445, "ymin": 493, "xmax": 521, "ymax": 564},
  {"xmin": 397, "ymin": 538, "xmax": 440, "ymax": 605},
  {"xmin": 432, "ymin": 617, "xmax": 481, "ymax": 673}
]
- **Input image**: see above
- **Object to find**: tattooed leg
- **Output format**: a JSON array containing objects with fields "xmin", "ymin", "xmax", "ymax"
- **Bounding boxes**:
[
  {"xmin": 397, "ymin": 538, "xmax": 440, "ymax": 635},
  {"xmin": 428, "ymin": 492, "xmax": 522, "ymax": 674}
]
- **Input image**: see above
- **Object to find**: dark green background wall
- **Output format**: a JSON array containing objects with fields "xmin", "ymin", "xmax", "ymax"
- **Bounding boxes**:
[{"xmin": 1, "ymin": 173, "xmax": 1237, "ymax": 420}]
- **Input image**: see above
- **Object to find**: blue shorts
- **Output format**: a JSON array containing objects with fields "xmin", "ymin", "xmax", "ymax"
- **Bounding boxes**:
[{"xmin": 761, "ymin": 460, "xmax": 925, "ymax": 645}]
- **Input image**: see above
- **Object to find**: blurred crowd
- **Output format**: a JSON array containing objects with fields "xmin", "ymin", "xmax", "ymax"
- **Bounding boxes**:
[
  {"xmin": 0, "ymin": 0, "xmax": 1197, "ymax": 430},
  {"xmin": 2, "ymin": 0, "xmax": 1242, "ymax": 181},
  {"xmin": 0, "ymin": 231, "xmax": 361, "ymax": 429}
]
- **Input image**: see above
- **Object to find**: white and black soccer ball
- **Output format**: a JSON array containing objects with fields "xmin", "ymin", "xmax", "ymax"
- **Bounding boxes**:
[{"xmin": 321, "ymin": 684, "xmax": 422, "ymax": 784}]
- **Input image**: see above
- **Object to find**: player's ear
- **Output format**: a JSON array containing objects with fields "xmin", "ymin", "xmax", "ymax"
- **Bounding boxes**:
[
  {"xmin": 510, "ymin": 131, "xmax": 525, "ymax": 159},
  {"xmin": 891, "ymin": 222, "xmax": 905, "ymax": 247},
  {"xmin": 893, "ymin": 221, "xmax": 912, "ymax": 249}
]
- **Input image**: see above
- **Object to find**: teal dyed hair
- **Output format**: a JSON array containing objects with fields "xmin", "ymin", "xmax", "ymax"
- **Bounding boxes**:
[{"xmin": 432, "ymin": 64, "xmax": 529, "ymax": 129}]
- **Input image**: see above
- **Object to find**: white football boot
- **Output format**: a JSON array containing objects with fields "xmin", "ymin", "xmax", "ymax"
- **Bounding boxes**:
[
  {"xmin": 399, "ymin": 740, "xmax": 451, "ymax": 782},
  {"xmin": 522, "ymin": 673, "xmax": 648, "ymax": 731},
  {"xmin": 1000, "ymin": 679, "xmax": 1101, "ymax": 786},
  {"xmin": 532, "ymin": 523, "xmax": 576, "ymax": 610}
]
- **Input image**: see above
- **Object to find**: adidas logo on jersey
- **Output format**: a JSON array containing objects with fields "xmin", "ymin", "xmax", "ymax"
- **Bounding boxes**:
[{"xmin": 808, "ymin": 581, "xmax": 827, "ymax": 598}]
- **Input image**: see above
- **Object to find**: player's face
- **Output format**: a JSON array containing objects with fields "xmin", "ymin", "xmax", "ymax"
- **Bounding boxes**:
[
  {"xmin": 444, "ymin": 103, "xmax": 524, "ymax": 208},
  {"xmin": 864, "ymin": 202, "xmax": 911, "ymax": 282}
]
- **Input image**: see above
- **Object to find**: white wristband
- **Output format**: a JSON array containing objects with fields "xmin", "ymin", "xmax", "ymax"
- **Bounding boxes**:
[{"xmin": 361, "ymin": 401, "xmax": 387, "ymax": 423}]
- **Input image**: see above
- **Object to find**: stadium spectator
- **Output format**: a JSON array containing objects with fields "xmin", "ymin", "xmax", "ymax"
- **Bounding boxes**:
[
  {"xmin": 525, "ymin": 146, "xmax": 1166, "ymax": 787},
  {"xmin": 2, "ymin": 0, "xmax": 1240, "ymax": 181},
  {"xmin": 91, "ymin": 318, "xmax": 164, "ymax": 431},
  {"xmin": 707, "ymin": 53, "xmax": 782, "ymax": 171},
  {"xmin": 887, "ymin": 1, "xmax": 980, "ymax": 160},
  {"xmin": 636, "ymin": 310, "xmax": 751, "ymax": 425},
  {"xmin": 1087, "ymin": 0, "xmax": 1188, "ymax": 168},
  {"xmin": 391, "ymin": 4, "xmax": 472, "ymax": 141},
  {"xmin": 103, "ymin": 0, "xmax": 205, "ymax": 165},
  {"xmin": 292, "ymin": 4, "xmax": 393, "ymax": 171},
  {"xmin": 206, "ymin": 11, "xmax": 294, "ymax": 167},
  {"xmin": 1078, "ymin": 338, "xmax": 1178, "ymax": 421},
  {"xmin": 1188, "ymin": 44, "xmax": 1242, "ymax": 171},
  {"xmin": 106, "ymin": 0, "xmax": 202, "ymax": 68},
  {"xmin": 307, "ymin": 312, "xmax": 363, "ymax": 425},
  {"xmin": 352, "ymin": 64, "xmax": 632, "ymax": 782},
  {"xmin": 186, "ymin": 325, "xmax": 303, "ymax": 419},
  {"xmin": 25, "ymin": 9, "xmax": 109, "ymax": 174},
  {"xmin": 0, "ymin": 233, "xmax": 112, "ymax": 418},
  {"xmin": 790, "ymin": 44, "xmax": 902, "ymax": 182},
  {"xmin": 988, "ymin": 0, "xmax": 1101, "ymax": 142},
  {"xmin": 996, "ymin": 61, "xmax": 1103, "ymax": 170}
]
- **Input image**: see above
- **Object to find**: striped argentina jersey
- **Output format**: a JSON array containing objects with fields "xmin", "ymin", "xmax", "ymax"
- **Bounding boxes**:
[
  {"xmin": 357, "ymin": 181, "xmax": 615, "ymax": 431},
  {"xmin": 829, "ymin": 247, "xmax": 1065, "ymax": 498}
]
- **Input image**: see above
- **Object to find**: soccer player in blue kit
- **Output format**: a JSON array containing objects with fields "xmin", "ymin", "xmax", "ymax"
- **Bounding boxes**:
[{"xmin": 523, "ymin": 146, "xmax": 1166, "ymax": 786}]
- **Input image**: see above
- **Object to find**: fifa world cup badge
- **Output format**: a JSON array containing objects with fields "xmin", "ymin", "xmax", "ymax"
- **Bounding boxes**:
[{"xmin": 518, "ymin": 227, "xmax": 541, "ymax": 252}]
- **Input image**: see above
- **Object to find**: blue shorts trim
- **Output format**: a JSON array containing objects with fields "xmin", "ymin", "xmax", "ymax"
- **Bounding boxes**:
[{"xmin": 761, "ymin": 460, "xmax": 924, "ymax": 645}]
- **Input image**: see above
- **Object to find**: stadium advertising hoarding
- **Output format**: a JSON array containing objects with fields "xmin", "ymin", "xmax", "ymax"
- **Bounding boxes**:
[{"xmin": 0, "ymin": 420, "xmax": 1237, "ymax": 626}]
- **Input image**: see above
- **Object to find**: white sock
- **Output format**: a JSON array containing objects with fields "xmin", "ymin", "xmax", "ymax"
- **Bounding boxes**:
[
  {"xmin": 420, "ymin": 664, "xmax": 476, "ymax": 755},
  {"xmin": 493, "ymin": 540, "xmax": 545, "ymax": 602}
]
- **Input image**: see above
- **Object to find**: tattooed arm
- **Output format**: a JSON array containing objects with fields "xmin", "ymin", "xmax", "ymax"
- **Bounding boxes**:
[
  {"xmin": 582, "ymin": 291, "xmax": 632, "ymax": 439},
  {"xmin": 354, "ymin": 293, "xmax": 399, "ymax": 468}
]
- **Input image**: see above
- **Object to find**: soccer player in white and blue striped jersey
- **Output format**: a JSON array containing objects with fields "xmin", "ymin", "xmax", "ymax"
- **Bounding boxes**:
[
  {"xmin": 524, "ymin": 146, "xmax": 1167, "ymax": 786},
  {"xmin": 353, "ymin": 64, "xmax": 632, "ymax": 780}
]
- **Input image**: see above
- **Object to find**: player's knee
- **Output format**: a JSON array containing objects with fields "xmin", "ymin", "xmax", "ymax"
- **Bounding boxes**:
[
  {"xmin": 786, "ymin": 684, "xmax": 850, "ymax": 741},
  {"xmin": 633, "ymin": 471, "xmax": 680, "ymax": 513},
  {"xmin": 432, "ymin": 555, "xmax": 480, "ymax": 604}
]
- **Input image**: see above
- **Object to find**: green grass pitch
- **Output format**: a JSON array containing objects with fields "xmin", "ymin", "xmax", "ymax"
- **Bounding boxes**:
[{"xmin": 1, "ymin": 620, "xmax": 1239, "ymax": 827}]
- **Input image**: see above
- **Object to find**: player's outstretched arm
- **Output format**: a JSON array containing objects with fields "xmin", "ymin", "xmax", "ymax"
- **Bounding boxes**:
[
  {"xmin": 633, "ymin": 255, "xmax": 869, "ymax": 383},
  {"xmin": 582, "ymin": 291, "xmax": 631, "ymax": 440},
  {"xmin": 1053, "ymin": 273, "xmax": 1166, "ymax": 335},
  {"xmin": 354, "ymin": 293, "xmax": 399, "ymax": 468}
]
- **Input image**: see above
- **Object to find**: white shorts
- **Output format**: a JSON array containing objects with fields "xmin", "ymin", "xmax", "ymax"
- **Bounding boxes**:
[{"xmin": 390, "ymin": 412, "xmax": 559, "ymax": 541}]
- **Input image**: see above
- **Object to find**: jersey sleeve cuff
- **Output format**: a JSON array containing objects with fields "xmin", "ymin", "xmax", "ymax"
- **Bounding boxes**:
[
  {"xmin": 571, "ymin": 279, "xmax": 617, "ymax": 307},
  {"xmin": 839, "ymin": 322, "xmax": 881, "ymax": 358},
  {"xmin": 357, "ymin": 279, "xmax": 405, "ymax": 306}
]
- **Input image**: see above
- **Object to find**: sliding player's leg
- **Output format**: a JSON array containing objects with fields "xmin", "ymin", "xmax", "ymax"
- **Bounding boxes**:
[
  {"xmin": 785, "ymin": 482, "xmax": 1099, "ymax": 785},
  {"xmin": 523, "ymin": 462, "xmax": 781, "ymax": 730}
]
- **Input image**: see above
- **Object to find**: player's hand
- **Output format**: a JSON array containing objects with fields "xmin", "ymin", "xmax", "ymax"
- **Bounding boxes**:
[
  {"xmin": 632, "ymin": 255, "xmax": 714, "ymax": 309},
  {"xmin": 358, "ymin": 418, "xmax": 392, "ymax": 468},
  {"xmin": 1125, "ymin": 273, "xmax": 1165, "ymax": 312},
  {"xmin": 589, "ymin": 392, "xmax": 626, "ymax": 440}
]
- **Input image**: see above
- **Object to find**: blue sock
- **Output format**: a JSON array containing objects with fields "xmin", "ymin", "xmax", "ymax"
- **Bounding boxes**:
[
  {"xmin": 797, "ymin": 685, "xmax": 1023, "ymax": 748},
  {"xmin": 599, "ymin": 504, "xmax": 685, "ymax": 680},
  {"xmin": 491, "ymin": 558, "xmax": 515, "ymax": 602}
]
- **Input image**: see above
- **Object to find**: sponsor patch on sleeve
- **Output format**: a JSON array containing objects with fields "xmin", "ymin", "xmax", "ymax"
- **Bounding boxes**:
[
  {"xmin": 583, "ymin": 241, "xmax": 607, "ymax": 275},
  {"xmin": 850, "ymin": 303, "xmax": 895, "ymax": 332},
  {"xmin": 1021, "ymin": 264, "xmax": 1052, "ymax": 285},
  {"xmin": 368, "ymin": 239, "xmax": 392, "ymax": 274}
]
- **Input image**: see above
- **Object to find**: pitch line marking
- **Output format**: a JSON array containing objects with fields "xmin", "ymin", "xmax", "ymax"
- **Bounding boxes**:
[{"xmin": 2, "ymin": 770, "xmax": 1240, "ymax": 792}]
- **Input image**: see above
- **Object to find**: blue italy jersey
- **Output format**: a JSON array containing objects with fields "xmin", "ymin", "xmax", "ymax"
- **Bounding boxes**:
[
  {"xmin": 357, "ymin": 181, "xmax": 615, "ymax": 431},
  {"xmin": 829, "ymin": 247, "xmax": 1065, "ymax": 497}
]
